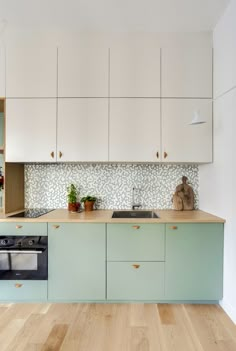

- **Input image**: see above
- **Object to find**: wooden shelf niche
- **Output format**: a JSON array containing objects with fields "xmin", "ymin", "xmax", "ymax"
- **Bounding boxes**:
[{"xmin": 0, "ymin": 98, "xmax": 25, "ymax": 213}]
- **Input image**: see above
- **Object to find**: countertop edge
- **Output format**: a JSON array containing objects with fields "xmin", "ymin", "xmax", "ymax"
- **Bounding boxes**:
[{"xmin": 0, "ymin": 209, "xmax": 226, "ymax": 223}]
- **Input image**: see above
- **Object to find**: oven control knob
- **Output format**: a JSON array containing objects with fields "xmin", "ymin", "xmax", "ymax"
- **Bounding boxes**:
[
  {"xmin": 1, "ymin": 239, "xmax": 8, "ymax": 245},
  {"xmin": 28, "ymin": 240, "xmax": 34, "ymax": 246}
]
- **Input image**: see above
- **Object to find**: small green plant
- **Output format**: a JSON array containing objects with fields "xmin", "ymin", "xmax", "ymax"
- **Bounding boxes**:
[
  {"xmin": 67, "ymin": 184, "xmax": 78, "ymax": 204},
  {"xmin": 80, "ymin": 195, "xmax": 97, "ymax": 203}
]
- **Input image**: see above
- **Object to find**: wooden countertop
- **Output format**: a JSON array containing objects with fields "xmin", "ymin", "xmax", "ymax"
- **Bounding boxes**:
[{"xmin": 0, "ymin": 209, "xmax": 225, "ymax": 223}]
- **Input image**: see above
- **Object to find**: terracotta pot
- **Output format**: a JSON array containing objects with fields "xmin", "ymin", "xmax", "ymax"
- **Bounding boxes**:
[
  {"xmin": 84, "ymin": 201, "xmax": 95, "ymax": 211},
  {"xmin": 68, "ymin": 202, "xmax": 78, "ymax": 212}
]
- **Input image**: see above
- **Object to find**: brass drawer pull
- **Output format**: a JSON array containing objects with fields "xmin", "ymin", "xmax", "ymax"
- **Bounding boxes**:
[
  {"xmin": 59, "ymin": 151, "xmax": 63, "ymax": 158},
  {"xmin": 132, "ymin": 226, "xmax": 140, "ymax": 230},
  {"xmin": 15, "ymin": 283, "xmax": 23, "ymax": 288},
  {"xmin": 156, "ymin": 151, "xmax": 159, "ymax": 159},
  {"xmin": 132, "ymin": 264, "xmax": 140, "ymax": 269},
  {"xmin": 50, "ymin": 151, "xmax": 54, "ymax": 158},
  {"xmin": 170, "ymin": 226, "xmax": 178, "ymax": 230},
  {"xmin": 164, "ymin": 151, "xmax": 168, "ymax": 159},
  {"xmin": 52, "ymin": 225, "xmax": 60, "ymax": 229},
  {"xmin": 16, "ymin": 225, "xmax": 22, "ymax": 229}
]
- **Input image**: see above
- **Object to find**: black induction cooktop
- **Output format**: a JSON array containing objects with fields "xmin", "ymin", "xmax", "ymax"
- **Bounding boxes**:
[{"xmin": 7, "ymin": 208, "xmax": 54, "ymax": 218}]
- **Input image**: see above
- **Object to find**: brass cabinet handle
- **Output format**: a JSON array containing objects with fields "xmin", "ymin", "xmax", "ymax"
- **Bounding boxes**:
[
  {"xmin": 59, "ymin": 151, "xmax": 63, "ymax": 158},
  {"xmin": 156, "ymin": 151, "xmax": 159, "ymax": 159},
  {"xmin": 50, "ymin": 151, "xmax": 54, "ymax": 159},
  {"xmin": 170, "ymin": 226, "xmax": 178, "ymax": 230},
  {"xmin": 16, "ymin": 225, "xmax": 22, "ymax": 229},
  {"xmin": 132, "ymin": 226, "xmax": 140, "ymax": 230},
  {"xmin": 52, "ymin": 225, "xmax": 60, "ymax": 229},
  {"xmin": 164, "ymin": 152, "xmax": 168, "ymax": 159},
  {"xmin": 132, "ymin": 264, "xmax": 140, "ymax": 269},
  {"xmin": 15, "ymin": 283, "xmax": 23, "ymax": 288}
]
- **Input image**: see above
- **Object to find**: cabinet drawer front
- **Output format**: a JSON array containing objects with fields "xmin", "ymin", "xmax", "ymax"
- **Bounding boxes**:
[
  {"xmin": 107, "ymin": 224, "xmax": 165, "ymax": 261},
  {"xmin": 0, "ymin": 223, "xmax": 47, "ymax": 236},
  {"xmin": 0, "ymin": 281, "xmax": 47, "ymax": 301},
  {"xmin": 107, "ymin": 262, "xmax": 164, "ymax": 300}
]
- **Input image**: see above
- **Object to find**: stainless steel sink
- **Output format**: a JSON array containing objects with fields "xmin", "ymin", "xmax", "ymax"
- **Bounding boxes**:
[{"xmin": 112, "ymin": 211, "xmax": 159, "ymax": 219}]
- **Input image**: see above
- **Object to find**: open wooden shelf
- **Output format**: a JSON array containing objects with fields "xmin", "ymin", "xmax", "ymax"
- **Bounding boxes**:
[{"xmin": 0, "ymin": 100, "xmax": 4, "ymax": 113}]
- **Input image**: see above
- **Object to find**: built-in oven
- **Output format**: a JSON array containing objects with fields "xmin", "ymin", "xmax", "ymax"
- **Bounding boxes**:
[{"xmin": 0, "ymin": 236, "xmax": 48, "ymax": 280}]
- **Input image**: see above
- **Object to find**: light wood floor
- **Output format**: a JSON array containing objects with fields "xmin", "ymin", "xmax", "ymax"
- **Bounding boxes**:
[{"xmin": 0, "ymin": 303, "xmax": 235, "ymax": 351}]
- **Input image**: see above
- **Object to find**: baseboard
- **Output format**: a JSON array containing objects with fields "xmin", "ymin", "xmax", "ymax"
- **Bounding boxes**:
[{"xmin": 220, "ymin": 299, "xmax": 236, "ymax": 324}]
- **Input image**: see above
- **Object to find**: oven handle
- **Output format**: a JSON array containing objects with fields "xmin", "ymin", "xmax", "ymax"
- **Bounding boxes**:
[{"xmin": 0, "ymin": 250, "xmax": 43, "ymax": 254}]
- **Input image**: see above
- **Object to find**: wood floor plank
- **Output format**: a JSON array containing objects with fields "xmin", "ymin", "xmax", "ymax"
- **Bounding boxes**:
[
  {"xmin": 130, "ymin": 327, "xmax": 149, "ymax": 351},
  {"xmin": 158, "ymin": 303, "xmax": 176, "ymax": 325},
  {"xmin": 5, "ymin": 313, "xmax": 45, "ymax": 351},
  {"xmin": 0, "ymin": 319, "xmax": 26, "ymax": 351},
  {"xmin": 0, "ymin": 303, "xmax": 235, "ymax": 351},
  {"xmin": 159, "ymin": 304, "xmax": 203, "ymax": 351},
  {"xmin": 41, "ymin": 324, "xmax": 69, "ymax": 351},
  {"xmin": 185, "ymin": 304, "xmax": 236, "ymax": 351}
]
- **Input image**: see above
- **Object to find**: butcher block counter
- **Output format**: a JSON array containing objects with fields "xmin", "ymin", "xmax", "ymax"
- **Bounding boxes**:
[{"xmin": 0, "ymin": 209, "xmax": 225, "ymax": 223}]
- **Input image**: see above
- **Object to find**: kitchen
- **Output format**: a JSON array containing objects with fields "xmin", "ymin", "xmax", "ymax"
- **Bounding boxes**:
[{"xmin": 0, "ymin": 0, "xmax": 236, "ymax": 350}]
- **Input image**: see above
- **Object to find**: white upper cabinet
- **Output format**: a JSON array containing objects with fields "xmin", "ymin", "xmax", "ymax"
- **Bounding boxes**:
[
  {"xmin": 58, "ymin": 48, "xmax": 109, "ymax": 97},
  {"xmin": 6, "ymin": 99, "xmax": 57, "ymax": 162},
  {"xmin": 110, "ymin": 47, "xmax": 161, "ymax": 97},
  {"xmin": 57, "ymin": 99, "xmax": 108, "ymax": 162},
  {"xmin": 161, "ymin": 48, "xmax": 212, "ymax": 98},
  {"xmin": 109, "ymin": 99, "xmax": 161, "ymax": 162},
  {"xmin": 0, "ymin": 47, "xmax": 5, "ymax": 97},
  {"xmin": 6, "ymin": 47, "xmax": 57, "ymax": 98},
  {"xmin": 162, "ymin": 99, "xmax": 212, "ymax": 163}
]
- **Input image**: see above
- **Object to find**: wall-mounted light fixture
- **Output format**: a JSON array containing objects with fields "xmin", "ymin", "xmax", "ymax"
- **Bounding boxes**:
[{"xmin": 188, "ymin": 110, "xmax": 207, "ymax": 125}]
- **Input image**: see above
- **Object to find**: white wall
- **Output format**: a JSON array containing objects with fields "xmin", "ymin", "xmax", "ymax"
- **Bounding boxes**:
[
  {"xmin": 0, "ymin": 48, "xmax": 5, "ymax": 97},
  {"xmin": 199, "ymin": 0, "xmax": 236, "ymax": 323}
]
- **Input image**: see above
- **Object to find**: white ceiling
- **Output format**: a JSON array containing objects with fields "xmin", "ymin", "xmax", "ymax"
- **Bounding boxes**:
[{"xmin": 0, "ymin": 0, "xmax": 230, "ymax": 32}]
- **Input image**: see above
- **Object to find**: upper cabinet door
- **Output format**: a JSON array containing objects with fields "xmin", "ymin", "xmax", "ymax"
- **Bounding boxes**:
[
  {"xmin": 109, "ymin": 98, "xmax": 161, "ymax": 162},
  {"xmin": 161, "ymin": 48, "xmax": 212, "ymax": 98},
  {"xmin": 6, "ymin": 99, "xmax": 57, "ymax": 162},
  {"xmin": 58, "ymin": 48, "xmax": 109, "ymax": 97},
  {"xmin": 162, "ymin": 99, "xmax": 212, "ymax": 163},
  {"xmin": 0, "ymin": 47, "xmax": 5, "ymax": 97},
  {"xmin": 110, "ymin": 48, "xmax": 161, "ymax": 97},
  {"xmin": 6, "ymin": 47, "xmax": 57, "ymax": 98},
  {"xmin": 57, "ymin": 98, "xmax": 108, "ymax": 162}
]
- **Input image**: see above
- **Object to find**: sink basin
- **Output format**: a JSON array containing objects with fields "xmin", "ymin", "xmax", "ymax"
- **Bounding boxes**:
[{"xmin": 112, "ymin": 211, "xmax": 159, "ymax": 219}]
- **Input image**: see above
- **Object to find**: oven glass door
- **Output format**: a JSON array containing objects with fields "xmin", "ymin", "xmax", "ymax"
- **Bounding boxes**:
[{"xmin": 0, "ymin": 251, "xmax": 38, "ymax": 270}]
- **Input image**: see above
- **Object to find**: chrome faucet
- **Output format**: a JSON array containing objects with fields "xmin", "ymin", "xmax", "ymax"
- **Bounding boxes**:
[{"xmin": 132, "ymin": 187, "xmax": 142, "ymax": 210}]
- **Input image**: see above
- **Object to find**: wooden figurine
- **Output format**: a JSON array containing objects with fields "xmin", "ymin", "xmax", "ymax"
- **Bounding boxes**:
[{"xmin": 172, "ymin": 176, "xmax": 194, "ymax": 211}]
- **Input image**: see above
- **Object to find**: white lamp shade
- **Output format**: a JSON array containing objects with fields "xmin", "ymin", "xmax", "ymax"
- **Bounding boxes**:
[{"xmin": 189, "ymin": 110, "xmax": 206, "ymax": 125}]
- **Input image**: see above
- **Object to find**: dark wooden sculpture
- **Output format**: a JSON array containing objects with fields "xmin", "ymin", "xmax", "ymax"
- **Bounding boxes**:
[{"xmin": 172, "ymin": 176, "xmax": 194, "ymax": 211}]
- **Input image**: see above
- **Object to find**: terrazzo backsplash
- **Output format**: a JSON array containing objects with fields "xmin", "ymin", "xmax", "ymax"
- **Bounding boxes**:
[{"xmin": 25, "ymin": 163, "xmax": 199, "ymax": 210}]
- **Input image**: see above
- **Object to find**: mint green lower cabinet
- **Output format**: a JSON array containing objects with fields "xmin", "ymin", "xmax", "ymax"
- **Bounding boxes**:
[
  {"xmin": 0, "ymin": 281, "xmax": 47, "ymax": 301},
  {"xmin": 107, "ymin": 262, "xmax": 164, "ymax": 300},
  {"xmin": 48, "ymin": 223, "xmax": 106, "ymax": 301},
  {"xmin": 165, "ymin": 223, "xmax": 224, "ymax": 300}
]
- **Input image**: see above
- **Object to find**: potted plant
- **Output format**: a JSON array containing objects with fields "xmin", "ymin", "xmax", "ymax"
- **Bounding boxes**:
[
  {"xmin": 80, "ymin": 195, "xmax": 97, "ymax": 211},
  {"xmin": 67, "ymin": 184, "xmax": 80, "ymax": 212}
]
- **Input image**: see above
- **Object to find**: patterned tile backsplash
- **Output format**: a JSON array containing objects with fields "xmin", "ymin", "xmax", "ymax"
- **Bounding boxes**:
[{"xmin": 25, "ymin": 163, "xmax": 199, "ymax": 210}]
